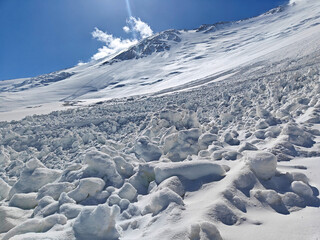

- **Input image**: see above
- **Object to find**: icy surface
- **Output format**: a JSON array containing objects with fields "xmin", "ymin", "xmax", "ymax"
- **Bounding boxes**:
[{"xmin": 0, "ymin": 0, "xmax": 320, "ymax": 239}]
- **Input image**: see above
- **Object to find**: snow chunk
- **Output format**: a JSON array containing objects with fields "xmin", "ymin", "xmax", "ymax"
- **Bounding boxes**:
[
  {"xmin": 8, "ymin": 159, "xmax": 61, "ymax": 199},
  {"xmin": 113, "ymin": 156, "xmax": 134, "ymax": 178},
  {"xmin": 118, "ymin": 182, "xmax": 137, "ymax": 202},
  {"xmin": 281, "ymin": 123, "xmax": 315, "ymax": 148},
  {"xmin": 253, "ymin": 189, "xmax": 282, "ymax": 206},
  {"xmin": 2, "ymin": 214, "xmax": 67, "ymax": 240},
  {"xmin": 244, "ymin": 151, "xmax": 277, "ymax": 180},
  {"xmin": 73, "ymin": 204, "xmax": 120, "ymax": 240},
  {"xmin": 59, "ymin": 203, "xmax": 82, "ymax": 219},
  {"xmin": 58, "ymin": 192, "xmax": 76, "ymax": 205},
  {"xmin": 9, "ymin": 193, "xmax": 38, "ymax": 210},
  {"xmin": 157, "ymin": 176, "xmax": 185, "ymax": 197},
  {"xmin": 68, "ymin": 178, "xmax": 105, "ymax": 203},
  {"xmin": 0, "ymin": 147, "xmax": 10, "ymax": 167},
  {"xmin": 222, "ymin": 132, "xmax": 240, "ymax": 145},
  {"xmin": 128, "ymin": 163, "xmax": 155, "ymax": 194},
  {"xmin": 0, "ymin": 177, "xmax": 11, "ymax": 200},
  {"xmin": 189, "ymin": 222, "xmax": 223, "ymax": 240},
  {"xmin": 155, "ymin": 160, "xmax": 226, "ymax": 183},
  {"xmin": 208, "ymin": 203, "xmax": 238, "ymax": 225},
  {"xmin": 198, "ymin": 133, "xmax": 218, "ymax": 150},
  {"xmin": 238, "ymin": 142, "xmax": 258, "ymax": 152},
  {"xmin": 143, "ymin": 188, "xmax": 184, "ymax": 215},
  {"xmin": 34, "ymin": 201, "xmax": 59, "ymax": 218},
  {"xmin": 163, "ymin": 128, "xmax": 201, "ymax": 161},
  {"xmin": 0, "ymin": 206, "xmax": 32, "ymax": 234},
  {"xmin": 134, "ymin": 136, "xmax": 162, "ymax": 162},
  {"xmin": 37, "ymin": 182, "xmax": 75, "ymax": 201},
  {"xmin": 282, "ymin": 192, "xmax": 305, "ymax": 210},
  {"xmin": 83, "ymin": 149, "xmax": 123, "ymax": 187},
  {"xmin": 291, "ymin": 181, "xmax": 313, "ymax": 197}
]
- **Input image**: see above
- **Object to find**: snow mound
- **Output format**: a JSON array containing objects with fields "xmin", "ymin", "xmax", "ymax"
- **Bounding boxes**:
[
  {"xmin": 2, "ymin": 214, "xmax": 67, "ymax": 240},
  {"xmin": 67, "ymin": 177, "xmax": 105, "ymax": 203},
  {"xmin": 73, "ymin": 204, "xmax": 120, "ymax": 240},
  {"xmin": 142, "ymin": 188, "xmax": 184, "ymax": 215},
  {"xmin": 154, "ymin": 161, "xmax": 226, "ymax": 183},
  {"xmin": 8, "ymin": 159, "xmax": 61, "ymax": 199},
  {"xmin": 0, "ymin": 206, "xmax": 32, "ymax": 234},
  {"xmin": 9, "ymin": 193, "xmax": 38, "ymax": 210},
  {"xmin": 291, "ymin": 181, "xmax": 313, "ymax": 197},
  {"xmin": 244, "ymin": 151, "xmax": 277, "ymax": 180},
  {"xmin": 189, "ymin": 222, "xmax": 223, "ymax": 240},
  {"xmin": 0, "ymin": 178, "xmax": 10, "ymax": 200},
  {"xmin": 82, "ymin": 149, "xmax": 123, "ymax": 187}
]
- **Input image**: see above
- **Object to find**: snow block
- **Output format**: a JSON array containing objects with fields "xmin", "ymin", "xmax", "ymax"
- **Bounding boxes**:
[
  {"xmin": 163, "ymin": 128, "xmax": 201, "ymax": 161},
  {"xmin": 0, "ymin": 177, "xmax": 11, "ymax": 200},
  {"xmin": 59, "ymin": 203, "xmax": 83, "ymax": 219},
  {"xmin": 8, "ymin": 159, "xmax": 61, "ymax": 199},
  {"xmin": 0, "ymin": 147, "xmax": 10, "ymax": 167},
  {"xmin": 118, "ymin": 183, "xmax": 137, "ymax": 202},
  {"xmin": 68, "ymin": 178, "xmax": 105, "ymax": 203},
  {"xmin": 154, "ymin": 161, "xmax": 226, "ymax": 183},
  {"xmin": 83, "ymin": 149, "xmax": 123, "ymax": 187},
  {"xmin": 291, "ymin": 181, "xmax": 313, "ymax": 197},
  {"xmin": 244, "ymin": 151, "xmax": 277, "ymax": 180},
  {"xmin": 37, "ymin": 182, "xmax": 75, "ymax": 201},
  {"xmin": 208, "ymin": 203, "xmax": 238, "ymax": 225},
  {"xmin": 222, "ymin": 132, "xmax": 240, "ymax": 145},
  {"xmin": 143, "ymin": 188, "xmax": 184, "ymax": 215},
  {"xmin": 113, "ymin": 156, "xmax": 134, "ymax": 178},
  {"xmin": 0, "ymin": 206, "xmax": 32, "ymax": 234},
  {"xmin": 73, "ymin": 204, "xmax": 120, "ymax": 240},
  {"xmin": 157, "ymin": 176, "xmax": 185, "ymax": 197},
  {"xmin": 9, "ymin": 193, "xmax": 38, "ymax": 210},
  {"xmin": 282, "ymin": 192, "xmax": 305, "ymax": 210},
  {"xmin": 189, "ymin": 222, "xmax": 223, "ymax": 240},
  {"xmin": 253, "ymin": 189, "xmax": 282, "ymax": 206},
  {"xmin": 281, "ymin": 123, "xmax": 315, "ymax": 148},
  {"xmin": 238, "ymin": 142, "xmax": 258, "ymax": 152},
  {"xmin": 134, "ymin": 136, "xmax": 162, "ymax": 162},
  {"xmin": 2, "ymin": 214, "xmax": 67, "ymax": 240},
  {"xmin": 198, "ymin": 133, "xmax": 218, "ymax": 150}
]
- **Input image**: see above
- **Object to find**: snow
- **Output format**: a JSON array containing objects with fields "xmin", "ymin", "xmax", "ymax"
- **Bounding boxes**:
[
  {"xmin": 291, "ymin": 181, "xmax": 313, "ymax": 197},
  {"xmin": 154, "ymin": 161, "xmax": 226, "ymax": 183},
  {"xmin": 73, "ymin": 204, "xmax": 120, "ymax": 240},
  {"xmin": 9, "ymin": 193, "xmax": 38, "ymax": 210},
  {"xmin": 0, "ymin": 0, "xmax": 320, "ymax": 239},
  {"xmin": 67, "ymin": 178, "xmax": 105, "ymax": 203},
  {"xmin": 244, "ymin": 151, "xmax": 277, "ymax": 180}
]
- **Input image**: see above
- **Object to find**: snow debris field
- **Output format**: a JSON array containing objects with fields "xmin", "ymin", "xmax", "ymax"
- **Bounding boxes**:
[{"xmin": 1, "ymin": 0, "xmax": 320, "ymax": 239}]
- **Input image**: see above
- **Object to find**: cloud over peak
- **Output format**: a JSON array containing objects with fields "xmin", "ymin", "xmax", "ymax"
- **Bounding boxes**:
[{"xmin": 91, "ymin": 17, "xmax": 153, "ymax": 61}]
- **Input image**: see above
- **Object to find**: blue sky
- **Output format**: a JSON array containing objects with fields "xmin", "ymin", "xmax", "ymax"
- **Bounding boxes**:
[{"xmin": 0, "ymin": 0, "xmax": 287, "ymax": 80}]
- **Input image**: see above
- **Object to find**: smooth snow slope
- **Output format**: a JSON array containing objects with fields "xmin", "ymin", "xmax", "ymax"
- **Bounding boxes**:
[
  {"xmin": 0, "ymin": 0, "xmax": 320, "ymax": 240},
  {"xmin": 1, "ymin": 0, "xmax": 320, "ymax": 119}
]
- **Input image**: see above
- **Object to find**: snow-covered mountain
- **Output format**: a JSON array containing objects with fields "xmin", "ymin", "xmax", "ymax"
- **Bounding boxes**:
[
  {"xmin": 1, "ymin": 0, "xmax": 319, "ymax": 119},
  {"xmin": 0, "ymin": 0, "xmax": 320, "ymax": 239}
]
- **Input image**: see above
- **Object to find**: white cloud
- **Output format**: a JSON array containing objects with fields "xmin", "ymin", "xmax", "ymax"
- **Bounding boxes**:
[
  {"xmin": 90, "ymin": 17, "xmax": 153, "ymax": 61},
  {"xmin": 123, "ymin": 26, "xmax": 130, "ymax": 33},
  {"xmin": 127, "ymin": 17, "xmax": 153, "ymax": 39}
]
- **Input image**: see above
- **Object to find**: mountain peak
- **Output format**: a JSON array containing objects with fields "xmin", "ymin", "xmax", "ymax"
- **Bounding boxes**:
[{"xmin": 103, "ymin": 29, "xmax": 181, "ymax": 65}]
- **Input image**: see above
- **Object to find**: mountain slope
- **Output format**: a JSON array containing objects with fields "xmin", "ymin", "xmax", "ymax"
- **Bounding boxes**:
[{"xmin": 1, "ymin": 0, "xmax": 320, "ymax": 117}]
